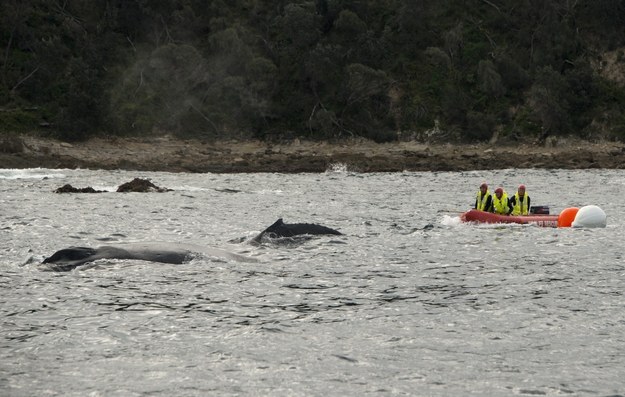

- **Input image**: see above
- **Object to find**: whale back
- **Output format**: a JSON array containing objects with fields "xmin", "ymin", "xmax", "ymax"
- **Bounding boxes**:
[
  {"xmin": 40, "ymin": 243, "xmax": 255, "ymax": 271},
  {"xmin": 42, "ymin": 247, "xmax": 98, "ymax": 264},
  {"xmin": 40, "ymin": 245, "xmax": 192, "ymax": 271},
  {"xmin": 98, "ymin": 245, "xmax": 192, "ymax": 264},
  {"xmin": 252, "ymin": 218, "xmax": 342, "ymax": 244}
]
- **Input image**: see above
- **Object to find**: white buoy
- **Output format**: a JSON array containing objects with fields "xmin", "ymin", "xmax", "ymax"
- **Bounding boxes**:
[{"xmin": 572, "ymin": 205, "xmax": 607, "ymax": 228}]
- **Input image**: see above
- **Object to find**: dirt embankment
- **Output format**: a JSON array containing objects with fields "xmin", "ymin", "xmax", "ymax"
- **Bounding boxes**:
[{"xmin": 1, "ymin": 134, "xmax": 624, "ymax": 173}]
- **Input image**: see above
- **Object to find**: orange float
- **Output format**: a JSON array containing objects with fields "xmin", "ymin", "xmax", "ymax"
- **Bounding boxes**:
[{"xmin": 557, "ymin": 207, "xmax": 579, "ymax": 228}]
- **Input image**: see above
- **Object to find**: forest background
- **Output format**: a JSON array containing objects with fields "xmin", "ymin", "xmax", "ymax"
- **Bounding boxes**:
[{"xmin": 1, "ymin": 0, "xmax": 625, "ymax": 145}]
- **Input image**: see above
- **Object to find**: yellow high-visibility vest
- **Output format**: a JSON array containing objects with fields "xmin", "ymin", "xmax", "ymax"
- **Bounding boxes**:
[
  {"xmin": 492, "ymin": 193, "xmax": 509, "ymax": 215},
  {"xmin": 476, "ymin": 190, "xmax": 491, "ymax": 211},
  {"xmin": 512, "ymin": 192, "xmax": 529, "ymax": 215}
]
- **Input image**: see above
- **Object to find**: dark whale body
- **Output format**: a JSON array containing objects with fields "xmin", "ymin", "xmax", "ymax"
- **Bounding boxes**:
[
  {"xmin": 252, "ymin": 218, "xmax": 342, "ymax": 244},
  {"xmin": 41, "ymin": 243, "xmax": 255, "ymax": 271},
  {"xmin": 42, "ymin": 246, "xmax": 190, "ymax": 269},
  {"xmin": 40, "ymin": 219, "xmax": 339, "ymax": 270}
]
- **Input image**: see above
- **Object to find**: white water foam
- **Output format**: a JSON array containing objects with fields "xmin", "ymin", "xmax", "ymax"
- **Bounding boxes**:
[{"xmin": 0, "ymin": 168, "xmax": 67, "ymax": 180}]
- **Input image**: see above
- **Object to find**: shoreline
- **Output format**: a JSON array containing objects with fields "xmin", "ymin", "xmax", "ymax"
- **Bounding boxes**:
[{"xmin": 1, "ymin": 134, "xmax": 625, "ymax": 173}]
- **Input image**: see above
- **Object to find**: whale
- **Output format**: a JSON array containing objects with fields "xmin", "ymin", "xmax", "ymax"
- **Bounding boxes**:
[
  {"xmin": 40, "ymin": 242, "xmax": 256, "ymax": 271},
  {"xmin": 40, "ymin": 219, "xmax": 340, "ymax": 270},
  {"xmin": 251, "ymin": 218, "xmax": 342, "ymax": 244}
]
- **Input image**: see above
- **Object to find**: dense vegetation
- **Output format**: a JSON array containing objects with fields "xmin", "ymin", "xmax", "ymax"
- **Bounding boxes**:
[{"xmin": 1, "ymin": 0, "xmax": 625, "ymax": 143}]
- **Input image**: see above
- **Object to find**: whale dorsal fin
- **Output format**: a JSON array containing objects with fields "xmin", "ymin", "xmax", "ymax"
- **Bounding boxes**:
[
  {"xmin": 42, "ymin": 247, "xmax": 97, "ymax": 263},
  {"xmin": 251, "ymin": 218, "xmax": 284, "ymax": 244}
]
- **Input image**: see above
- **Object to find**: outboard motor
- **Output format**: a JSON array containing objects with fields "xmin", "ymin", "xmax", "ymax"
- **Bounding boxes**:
[{"xmin": 530, "ymin": 205, "xmax": 550, "ymax": 215}]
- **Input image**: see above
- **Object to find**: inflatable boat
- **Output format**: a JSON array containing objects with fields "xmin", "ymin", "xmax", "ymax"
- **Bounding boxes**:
[
  {"xmin": 460, "ymin": 205, "xmax": 607, "ymax": 228},
  {"xmin": 460, "ymin": 209, "xmax": 559, "ymax": 227}
]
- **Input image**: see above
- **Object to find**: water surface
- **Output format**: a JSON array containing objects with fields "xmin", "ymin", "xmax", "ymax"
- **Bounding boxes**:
[{"xmin": 1, "ymin": 168, "xmax": 624, "ymax": 396}]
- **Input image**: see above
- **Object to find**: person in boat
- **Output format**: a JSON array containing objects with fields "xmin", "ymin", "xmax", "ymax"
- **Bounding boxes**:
[
  {"xmin": 474, "ymin": 182, "xmax": 493, "ymax": 212},
  {"xmin": 492, "ymin": 187, "xmax": 512, "ymax": 215},
  {"xmin": 509, "ymin": 184, "xmax": 530, "ymax": 215}
]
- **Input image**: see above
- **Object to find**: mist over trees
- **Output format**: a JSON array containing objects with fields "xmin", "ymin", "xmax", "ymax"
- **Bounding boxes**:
[{"xmin": 1, "ymin": 0, "xmax": 625, "ymax": 143}]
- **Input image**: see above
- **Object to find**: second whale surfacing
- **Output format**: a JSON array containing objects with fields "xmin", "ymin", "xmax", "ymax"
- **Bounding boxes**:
[
  {"xmin": 41, "ymin": 242, "xmax": 256, "ymax": 271},
  {"xmin": 251, "ymin": 218, "xmax": 342, "ymax": 245}
]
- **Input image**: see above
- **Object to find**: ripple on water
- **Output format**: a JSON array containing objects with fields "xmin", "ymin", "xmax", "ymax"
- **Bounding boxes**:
[{"xmin": 1, "ymin": 169, "xmax": 624, "ymax": 396}]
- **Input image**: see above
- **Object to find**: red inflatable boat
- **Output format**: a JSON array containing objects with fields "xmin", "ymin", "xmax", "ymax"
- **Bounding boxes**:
[{"xmin": 460, "ymin": 209, "xmax": 560, "ymax": 227}]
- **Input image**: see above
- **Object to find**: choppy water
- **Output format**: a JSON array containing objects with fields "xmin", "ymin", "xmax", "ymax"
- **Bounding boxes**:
[{"xmin": 1, "ymin": 167, "xmax": 624, "ymax": 396}]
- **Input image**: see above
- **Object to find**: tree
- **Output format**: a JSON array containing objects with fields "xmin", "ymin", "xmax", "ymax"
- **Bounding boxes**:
[
  {"xmin": 340, "ymin": 63, "xmax": 394, "ymax": 140},
  {"xmin": 477, "ymin": 59, "xmax": 504, "ymax": 97},
  {"xmin": 109, "ymin": 43, "xmax": 211, "ymax": 135},
  {"xmin": 528, "ymin": 66, "xmax": 570, "ymax": 139}
]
